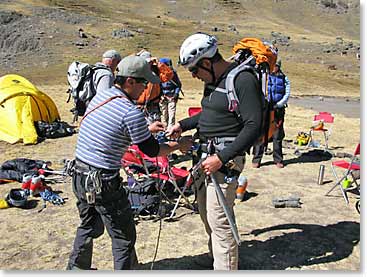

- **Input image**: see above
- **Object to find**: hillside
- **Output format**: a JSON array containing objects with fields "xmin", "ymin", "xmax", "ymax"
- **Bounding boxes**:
[{"xmin": 0, "ymin": 0, "xmax": 360, "ymax": 97}]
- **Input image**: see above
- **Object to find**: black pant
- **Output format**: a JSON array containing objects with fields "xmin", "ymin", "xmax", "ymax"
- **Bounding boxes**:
[
  {"xmin": 67, "ymin": 160, "xmax": 136, "ymax": 270},
  {"xmin": 252, "ymin": 108, "xmax": 285, "ymax": 164}
]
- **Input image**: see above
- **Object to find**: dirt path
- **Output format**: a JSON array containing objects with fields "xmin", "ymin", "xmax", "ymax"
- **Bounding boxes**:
[{"xmin": 288, "ymin": 96, "xmax": 360, "ymax": 118}]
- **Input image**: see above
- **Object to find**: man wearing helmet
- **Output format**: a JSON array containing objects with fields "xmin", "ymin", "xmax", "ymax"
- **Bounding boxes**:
[{"xmin": 167, "ymin": 32, "xmax": 263, "ymax": 270}]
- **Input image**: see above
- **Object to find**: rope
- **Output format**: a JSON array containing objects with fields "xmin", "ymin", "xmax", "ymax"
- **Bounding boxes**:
[{"xmin": 150, "ymin": 156, "xmax": 163, "ymax": 270}]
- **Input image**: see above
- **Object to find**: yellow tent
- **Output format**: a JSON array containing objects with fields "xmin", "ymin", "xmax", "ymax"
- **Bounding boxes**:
[{"xmin": 0, "ymin": 74, "xmax": 60, "ymax": 145}]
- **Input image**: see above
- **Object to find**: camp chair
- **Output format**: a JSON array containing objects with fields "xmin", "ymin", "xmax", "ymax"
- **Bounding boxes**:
[
  {"xmin": 325, "ymin": 143, "xmax": 360, "ymax": 204},
  {"xmin": 121, "ymin": 145, "xmax": 195, "ymax": 212},
  {"xmin": 308, "ymin": 112, "xmax": 334, "ymax": 150},
  {"xmin": 188, "ymin": 107, "xmax": 202, "ymax": 117}
]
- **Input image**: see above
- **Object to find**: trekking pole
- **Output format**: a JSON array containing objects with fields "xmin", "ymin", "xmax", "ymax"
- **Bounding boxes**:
[{"xmin": 210, "ymin": 172, "xmax": 241, "ymax": 246}]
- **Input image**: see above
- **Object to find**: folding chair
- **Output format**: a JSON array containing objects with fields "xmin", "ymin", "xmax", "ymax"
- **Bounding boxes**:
[
  {"xmin": 121, "ymin": 145, "xmax": 195, "ymax": 212},
  {"xmin": 168, "ymin": 106, "xmax": 205, "ymax": 218},
  {"xmin": 308, "ymin": 112, "xmax": 334, "ymax": 150},
  {"xmin": 188, "ymin": 107, "xmax": 202, "ymax": 117},
  {"xmin": 326, "ymin": 143, "xmax": 360, "ymax": 204}
]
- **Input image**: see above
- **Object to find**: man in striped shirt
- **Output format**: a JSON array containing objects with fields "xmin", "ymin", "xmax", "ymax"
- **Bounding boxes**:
[{"xmin": 67, "ymin": 55, "xmax": 192, "ymax": 270}]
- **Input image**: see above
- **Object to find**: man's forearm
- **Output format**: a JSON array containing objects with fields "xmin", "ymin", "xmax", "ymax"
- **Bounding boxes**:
[{"xmin": 157, "ymin": 142, "xmax": 180, "ymax": 156}]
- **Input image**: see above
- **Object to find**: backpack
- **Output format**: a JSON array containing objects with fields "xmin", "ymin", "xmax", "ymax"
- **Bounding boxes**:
[
  {"xmin": 224, "ymin": 37, "xmax": 278, "ymax": 147},
  {"xmin": 136, "ymin": 62, "xmax": 174, "ymax": 106},
  {"xmin": 34, "ymin": 120, "xmax": 75, "ymax": 139},
  {"xmin": 126, "ymin": 176, "xmax": 161, "ymax": 216},
  {"xmin": 66, "ymin": 61, "xmax": 109, "ymax": 123}
]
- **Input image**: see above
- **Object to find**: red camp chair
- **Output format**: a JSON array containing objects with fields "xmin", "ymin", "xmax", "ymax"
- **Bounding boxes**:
[
  {"xmin": 188, "ymin": 107, "xmax": 202, "ymax": 117},
  {"xmin": 326, "ymin": 143, "xmax": 360, "ymax": 204},
  {"xmin": 121, "ymin": 145, "xmax": 195, "ymax": 213},
  {"xmin": 308, "ymin": 112, "xmax": 334, "ymax": 150}
]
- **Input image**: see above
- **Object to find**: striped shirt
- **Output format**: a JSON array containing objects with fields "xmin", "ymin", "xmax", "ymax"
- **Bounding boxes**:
[{"xmin": 75, "ymin": 86, "xmax": 151, "ymax": 170}]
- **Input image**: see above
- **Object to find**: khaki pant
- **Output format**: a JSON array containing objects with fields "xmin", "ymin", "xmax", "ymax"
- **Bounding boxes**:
[
  {"xmin": 194, "ymin": 156, "xmax": 244, "ymax": 270},
  {"xmin": 160, "ymin": 96, "xmax": 177, "ymax": 128}
]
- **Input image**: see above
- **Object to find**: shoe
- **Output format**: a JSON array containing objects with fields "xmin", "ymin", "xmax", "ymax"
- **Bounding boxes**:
[
  {"xmin": 66, "ymin": 264, "xmax": 97, "ymax": 270},
  {"xmin": 194, "ymin": 253, "xmax": 214, "ymax": 269},
  {"xmin": 252, "ymin": 163, "xmax": 260, "ymax": 168},
  {"xmin": 276, "ymin": 162, "xmax": 284, "ymax": 168}
]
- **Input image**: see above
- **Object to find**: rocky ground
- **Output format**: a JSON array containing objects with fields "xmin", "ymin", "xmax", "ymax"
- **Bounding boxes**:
[{"xmin": 0, "ymin": 86, "xmax": 361, "ymax": 271}]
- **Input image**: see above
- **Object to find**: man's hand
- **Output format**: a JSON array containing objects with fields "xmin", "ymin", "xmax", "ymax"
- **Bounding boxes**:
[
  {"xmin": 148, "ymin": 121, "xmax": 166, "ymax": 133},
  {"xmin": 166, "ymin": 122, "xmax": 182, "ymax": 139},
  {"xmin": 202, "ymin": 154, "xmax": 223, "ymax": 175}
]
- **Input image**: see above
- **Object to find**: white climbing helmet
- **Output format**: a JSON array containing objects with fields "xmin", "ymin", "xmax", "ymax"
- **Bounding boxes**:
[{"xmin": 179, "ymin": 32, "xmax": 218, "ymax": 68}]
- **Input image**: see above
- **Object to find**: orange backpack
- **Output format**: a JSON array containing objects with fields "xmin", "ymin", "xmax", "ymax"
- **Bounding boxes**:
[
  {"xmin": 232, "ymin": 38, "xmax": 278, "ymax": 73},
  {"xmin": 136, "ymin": 62, "xmax": 173, "ymax": 106},
  {"xmin": 227, "ymin": 37, "xmax": 278, "ymax": 145}
]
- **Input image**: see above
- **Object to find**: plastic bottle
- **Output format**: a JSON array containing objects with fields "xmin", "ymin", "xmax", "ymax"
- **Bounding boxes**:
[
  {"xmin": 30, "ymin": 175, "xmax": 44, "ymax": 196},
  {"xmin": 21, "ymin": 174, "xmax": 32, "ymax": 192},
  {"xmin": 236, "ymin": 174, "xmax": 248, "ymax": 200}
]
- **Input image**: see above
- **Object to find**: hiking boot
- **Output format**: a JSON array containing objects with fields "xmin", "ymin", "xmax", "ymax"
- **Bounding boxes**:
[
  {"xmin": 194, "ymin": 253, "xmax": 214, "ymax": 269},
  {"xmin": 276, "ymin": 162, "xmax": 284, "ymax": 168},
  {"xmin": 252, "ymin": 163, "xmax": 260, "ymax": 168},
  {"xmin": 66, "ymin": 265, "xmax": 97, "ymax": 270}
]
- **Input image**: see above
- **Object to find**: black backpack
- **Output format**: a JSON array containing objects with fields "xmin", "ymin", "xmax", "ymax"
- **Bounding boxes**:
[
  {"xmin": 66, "ymin": 61, "xmax": 108, "ymax": 123},
  {"xmin": 34, "ymin": 120, "xmax": 75, "ymax": 139},
  {"xmin": 126, "ymin": 176, "xmax": 161, "ymax": 216}
]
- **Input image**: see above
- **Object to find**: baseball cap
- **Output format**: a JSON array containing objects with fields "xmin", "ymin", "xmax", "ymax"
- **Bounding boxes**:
[
  {"xmin": 102, "ymin": 49, "xmax": 122, "ymax": 60},
  {"xmin": 159, "ymin": 57, "xmax": 172, "ymax": 66},
  {"xmin": 136, "ymin": 49, "xmax": 152, "ymax": 61},
  {"xmin": 116, "ymin": 56, "xmax": 160, "ymax": 83}
]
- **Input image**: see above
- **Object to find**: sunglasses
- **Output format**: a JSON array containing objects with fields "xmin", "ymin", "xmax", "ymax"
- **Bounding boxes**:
[
  {"xmin": 188, "ymin": 59, "xmax": 206, "ymax": 75},
  {"xmin": 133, "ymin": 77, "xmax": 149, "ymax": 86},
  {"xmin": 188, "ymin": 66, "xmax": 199, "ymax": 74}
]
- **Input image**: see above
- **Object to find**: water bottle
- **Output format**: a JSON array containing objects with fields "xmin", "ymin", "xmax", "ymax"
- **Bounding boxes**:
[
  {"xmin": 236, "ymin": 174, "xmax": 248, "ymax": 200},
  {"xmin": 21, "ymin": 174, "xmax": 32, "ymax": 195},
  {"xmin": 30, "ymin": 175, "xmax": 44, "ymax": 196},
  {"xmin": 317, "ymin": 165, "xmax": 325, "ymax": 185}
]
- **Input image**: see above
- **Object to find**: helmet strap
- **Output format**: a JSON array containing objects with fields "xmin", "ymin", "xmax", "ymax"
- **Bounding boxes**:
[
  {"xmin": 197, "ymin": 60, "xmax": 217, "ymax": 84},
  {"xmin": 210, "ymin": 61, "xmax": 216, "ymax": 84}
]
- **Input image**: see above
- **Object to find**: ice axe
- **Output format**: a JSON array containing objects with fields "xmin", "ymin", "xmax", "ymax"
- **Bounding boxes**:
[
  {"xmin": 210, "ymin": 172, "xmax": 241, "ymax": 246},
  {"xmin": 204, "ymin": 141, "xmax": 241, "ymax": 246}
]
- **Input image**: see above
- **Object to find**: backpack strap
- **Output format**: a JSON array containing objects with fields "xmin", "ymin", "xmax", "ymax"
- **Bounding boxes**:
[
  {"xmin": 89, "ymin": 64, "xmax": 112, "ymax": 98},
  {"xmin": 214, "ymin": 55, "xmax": 258, "ymax": 119},
  {"xmin": 79, "ymin": 94, "xmax": 128, "ymax": 125},
  {"xmin": 136, "ymin": 195, "xmax": 160, "ymax": 215}
]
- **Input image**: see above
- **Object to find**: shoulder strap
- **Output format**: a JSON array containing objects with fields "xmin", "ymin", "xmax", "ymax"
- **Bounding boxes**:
[
  {"xmin": 136, "ymin": 195, "xmax": 160, "ymax": 215},
  {"xmin": 79, "ymin": 95, "xmax": 127, "ymax": 125},
  {"xmin": 92, "ymin": 63, "xmax": 110, "ymax": 71},
  {"xmin": 214, "ymin": 56, "xmax": 258, "ymax": 118}
]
